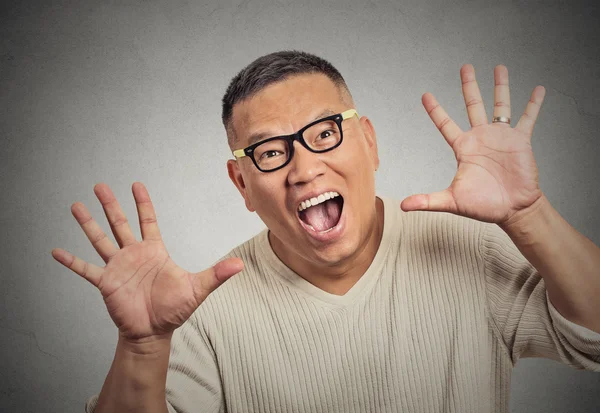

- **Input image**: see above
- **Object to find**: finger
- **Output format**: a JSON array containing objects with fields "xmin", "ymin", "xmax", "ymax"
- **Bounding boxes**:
[
  {"xmin": 51, "ymin": 248, "xmax": 103, "ymax": 287},
  {"xmin": 461, "ymin": 64, "xmax": 488, "ymax": 127},
  {"xmin": 93, "ymin": 183, "xmax": 137, "ymax": 248},
  {"xmin": 400, "ymin": 190, "xmax": 457, "ymax": 214},
  {"xmin": 192, "ymin": 258, "xmax": 244, "ymax": 303},
  {"xmin": 422, "ymin": 92, "xmax": 463, "ymax": 146},
  {"xmin": 515, "ymin": 86, "xmax": 546, "ymax": 137},
  {"xmin": 71, "ymin": 202, "xmax": 119, "ymax": 262},
  {"xmin": 493, "ymin": 65, "xmax": 511, "ymax": 121},
  {"xmin": 132, "ymin": 182, "xmax": 163, "ymax": 242}
]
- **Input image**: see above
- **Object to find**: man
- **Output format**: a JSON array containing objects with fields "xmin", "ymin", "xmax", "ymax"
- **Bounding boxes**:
[{"xmin": 52, "ymin": 51, "xmax": 600, "ymax": 413}]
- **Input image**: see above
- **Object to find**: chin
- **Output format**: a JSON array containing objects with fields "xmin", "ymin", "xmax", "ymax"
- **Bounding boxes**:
[{"xmin": 299, "ymin": 233, "xmax": 361, "ymax": 267}]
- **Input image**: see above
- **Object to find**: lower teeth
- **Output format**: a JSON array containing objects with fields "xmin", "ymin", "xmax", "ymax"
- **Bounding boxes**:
[{"xmin": 306, "ymin": 224, "xmax": 335, "ymax": 233}]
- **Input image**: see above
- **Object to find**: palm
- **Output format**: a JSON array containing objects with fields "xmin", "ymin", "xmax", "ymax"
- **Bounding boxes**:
[
  {"xmin": 99, "ymin": 240, "xmax": 197, "ymax": 339},
  {"xmin": 52, "ymin": 182, "xmax": 243, "ymax": 341},
  {"xmin": 447, "ymin": 124, "xmax": 541, "ymax": 223},
  {"xmin": 401, "ymin": 64, "xmax": 546, "ymax": 225}
]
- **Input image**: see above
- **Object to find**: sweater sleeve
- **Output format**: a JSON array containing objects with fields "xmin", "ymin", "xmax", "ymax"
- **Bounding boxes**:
[
  {"xmin": 83, "ymin": 311, "xmax": 224, "ymax": 413},
  {"xmin": 163, "ymin": 309, "xmax": 225, "ymax": 413},
  {"xmin": 480, "ymin": 222, "xmax": 600, "ymax": 370}
]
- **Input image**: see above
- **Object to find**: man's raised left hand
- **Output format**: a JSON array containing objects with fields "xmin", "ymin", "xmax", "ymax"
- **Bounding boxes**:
[{"xmin": 401, "ymin": 64, "xmax": 547, "ymax": 226}]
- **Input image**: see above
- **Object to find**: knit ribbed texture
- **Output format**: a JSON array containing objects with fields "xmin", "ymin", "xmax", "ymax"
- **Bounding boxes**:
[{"xmin": 85, "ymin": 196, "xmax": 600, "ymax": 413}]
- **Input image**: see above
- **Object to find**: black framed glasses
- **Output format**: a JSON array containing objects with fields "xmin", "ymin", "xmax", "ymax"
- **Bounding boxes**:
[{"xmin": 232, "ymin": 109, "xmax": 359, "ymax": 172}]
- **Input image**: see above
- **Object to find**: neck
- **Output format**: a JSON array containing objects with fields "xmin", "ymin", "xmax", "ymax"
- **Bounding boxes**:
[{"xmin": 268, "ymin": 197, "xmax": 385, "ymax": 296}]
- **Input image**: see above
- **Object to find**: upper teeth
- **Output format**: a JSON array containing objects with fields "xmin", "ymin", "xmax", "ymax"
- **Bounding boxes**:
[{"xmin": 298, "ymin": 191, "xmax": 340, "ymax": 212}]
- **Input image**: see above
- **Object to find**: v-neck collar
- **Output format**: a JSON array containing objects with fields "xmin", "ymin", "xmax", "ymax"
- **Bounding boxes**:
[{"xmin": 256, "ymin": 196, "xmax": 395, "ymax": 307}]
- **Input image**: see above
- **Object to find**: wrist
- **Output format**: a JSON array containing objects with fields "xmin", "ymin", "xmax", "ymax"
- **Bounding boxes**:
[
  {"xmin": 96, "ymin": 333, "xmax": 172, "ymax": 412},
  {"xmin": 118, "ymin": 332, "xmax": 173, "ymax": 357},
  {"xmin": 499, "ymin": 194, "xmax": 553, "ymax": 245}
]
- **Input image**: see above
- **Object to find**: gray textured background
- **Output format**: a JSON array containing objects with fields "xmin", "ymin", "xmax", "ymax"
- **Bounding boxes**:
[{"xmin": 1, "ymin": 0, "xmax": 599, "ymax": 412}]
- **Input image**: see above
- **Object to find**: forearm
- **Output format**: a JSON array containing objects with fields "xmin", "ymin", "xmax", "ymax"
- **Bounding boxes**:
[
  {"xmin": 500, "ymin": 194, "xmax": 600, "ymax": 333},
  {"xmin": 95, "ymin": 333, "xmax": 173, "ymax": 413}
]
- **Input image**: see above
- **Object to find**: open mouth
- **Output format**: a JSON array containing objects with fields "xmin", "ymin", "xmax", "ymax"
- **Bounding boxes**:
[{"xmin": 297, "ymin": 192, "xmax": 344, "ymax": 234}]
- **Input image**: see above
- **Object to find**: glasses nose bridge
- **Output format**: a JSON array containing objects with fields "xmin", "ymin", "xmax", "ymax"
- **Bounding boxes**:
[
  {"xmin": 290, "ymin": 129, "xmax": 312, "ymax": 152},
  {"xmin": 289, "ymin": 128, "xmax": 317, "ymax": 159},
  {"xmin": 287, "ymin": 130, "xmax": 325, "ymax": 167}
]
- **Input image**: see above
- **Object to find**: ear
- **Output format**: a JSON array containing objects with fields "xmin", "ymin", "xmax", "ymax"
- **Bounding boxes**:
[
  {"xmin": 227, "ymin": 159, "xmax": 256, "ymax": 212},
  {"xmin": 359, "ymin": 116, "xmax": 380, "ymax": 171}
]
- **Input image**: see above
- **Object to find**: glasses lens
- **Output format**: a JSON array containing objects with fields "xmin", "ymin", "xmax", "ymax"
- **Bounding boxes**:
[
  {"xmin": 253, "ymin": 138, "xmax": 289, "ymax": 171},
  {"xmin": 303, "ymin": 118, "xmax": 342, "ymax": 152}
]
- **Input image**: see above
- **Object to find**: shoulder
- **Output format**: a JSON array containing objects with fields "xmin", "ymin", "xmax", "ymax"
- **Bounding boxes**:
[
  {"xmin": 380, "ymin": 195, "xmax": 487, "ymax": 250},
  {"xmin": 385, "ymin": 197, "xmax": 528, "ymax": 274},
  {"xmin": 194, "ymin": 229, "xmax": 276, "ymax": 320}
]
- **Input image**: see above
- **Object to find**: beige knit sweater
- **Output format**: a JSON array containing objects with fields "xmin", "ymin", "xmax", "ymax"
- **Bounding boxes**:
[{"xmin": 86, "ymin": 196, "xmax": 600, "ymax": 413}]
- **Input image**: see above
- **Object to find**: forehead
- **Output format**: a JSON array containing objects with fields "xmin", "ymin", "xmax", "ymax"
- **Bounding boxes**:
[{"xmin": 231, "ymin": 73, "xmax": 346, "ymax": 146}]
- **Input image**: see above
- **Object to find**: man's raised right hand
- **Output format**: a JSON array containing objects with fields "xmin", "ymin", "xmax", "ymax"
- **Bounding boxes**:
[{"xmin": 52, "ymin": 182, "xmax": 244, "ymax": 343}]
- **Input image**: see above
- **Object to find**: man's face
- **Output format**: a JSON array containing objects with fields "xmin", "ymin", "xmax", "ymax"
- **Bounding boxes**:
[{"xmin": 227, "ymin": 73, "xmax": 380, "ymax": 268}]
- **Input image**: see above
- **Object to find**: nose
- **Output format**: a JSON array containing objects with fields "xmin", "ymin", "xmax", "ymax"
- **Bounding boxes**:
[{"xmin": 287, "ymin": 141, "xmax": 326, "ymax": 186}]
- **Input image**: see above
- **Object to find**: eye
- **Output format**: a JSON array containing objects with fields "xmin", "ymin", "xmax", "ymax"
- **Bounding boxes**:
[
  {"xmin": 260, "ymin": 150, "xmax": 282, "ymax": 159},
  {"xmin": 317, "ymin": 130, "xmax": 335, "ymax": 140}
]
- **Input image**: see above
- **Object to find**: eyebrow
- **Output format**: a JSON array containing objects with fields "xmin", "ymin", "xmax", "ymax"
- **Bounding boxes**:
[{"xmin": 245, "ymin": 109, "xmax": 337, "ymax": 146}]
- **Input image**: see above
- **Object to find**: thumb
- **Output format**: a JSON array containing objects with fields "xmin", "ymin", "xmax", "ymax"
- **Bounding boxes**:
[
  {"xmin": 191, "ymin": 257, "xmax": 244, "ymax": 303},
  {"xmin": 400, "ymin": 190, "xmax": 457, "ymax": 213}
]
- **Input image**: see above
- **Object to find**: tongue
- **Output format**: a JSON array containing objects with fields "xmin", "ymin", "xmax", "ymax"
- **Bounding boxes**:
[{"xmin": 302, "ymin": 199, "xmax": 341, "ymax": 232}]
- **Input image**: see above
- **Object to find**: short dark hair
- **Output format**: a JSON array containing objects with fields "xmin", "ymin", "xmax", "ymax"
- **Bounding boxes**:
[{"xmin": 221, "ymin": 50, "xmax": 352, "ymax": 147}]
